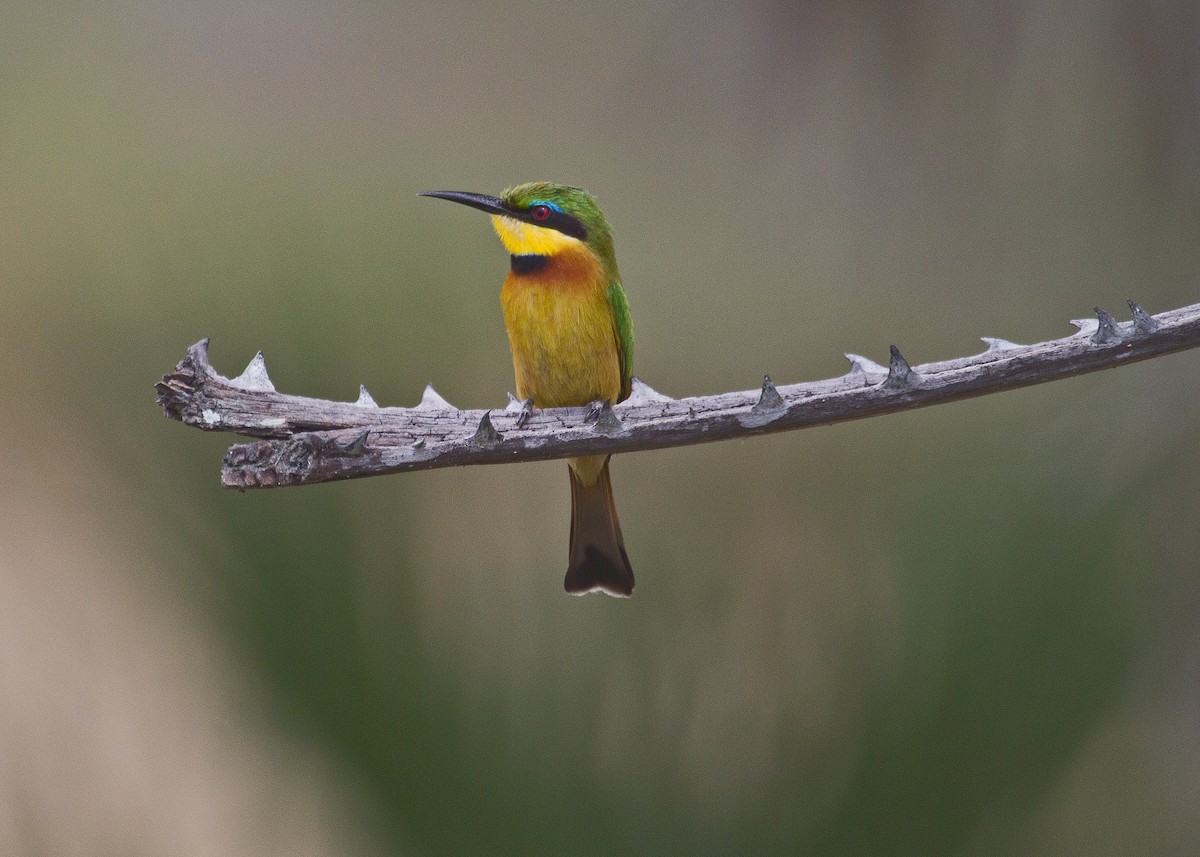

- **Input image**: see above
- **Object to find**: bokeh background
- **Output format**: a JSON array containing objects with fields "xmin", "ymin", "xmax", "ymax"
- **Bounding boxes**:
[{"xmin": 3, "ymin": 1, "xmax": 1198, "ymax": 854}]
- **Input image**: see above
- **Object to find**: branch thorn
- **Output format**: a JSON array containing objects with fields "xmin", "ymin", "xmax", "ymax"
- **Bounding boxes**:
[
  {"xmin": 334, "ymin": 430, "xmax": 370, "ymax": 457},
  {"xmin": 1091, "ymin": 307, "xmax": 1122, "ymax": 344},
  {"xmin": 229, "ymin": 351, "xmax": 276, "ymax": 392},
  {"xmin": 471, "ymin": 411, "xmax": 501, "ymax": 446},
  {"xmin": 880, "ymin": 346, "xmax": 918, "ymax": 390},
  {"xmin": 752, "ymin": 375, "xmax": 785, "ymax": 413},
  {"xmin": 844, "ymin": 353, "xmax": 887, "ymax": 376},
  {"xmin": 626, "ymin": 377, "xmax": 675, "ymax": 405},
  {"xmin": 981, "ymin": 337, "xmax": 1020, "ymax": 353},
  {"xmin": 355, "ymin": 385, "xmax": 379, "ymax": 408},
  {"xmin": 1128, "ymin": 300, "xmax": 1159, "ymax": 335},
  {"xmin": 418, "ymin": 384, "xmax": 454, "ymax": 410},
  {"xmin": 188, "ymin": 338, "xmax": 215, "ymax": 375}
]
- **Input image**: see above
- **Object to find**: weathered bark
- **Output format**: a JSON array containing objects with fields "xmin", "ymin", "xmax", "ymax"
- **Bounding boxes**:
[{"xmin": 153, "ymin": 301, "xmax": 1200, "ymax": 489}]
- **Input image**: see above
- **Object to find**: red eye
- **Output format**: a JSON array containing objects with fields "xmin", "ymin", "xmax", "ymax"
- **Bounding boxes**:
[{"xmin": 531, "ymin": 205, "xmax": 550, "ymax": 220}]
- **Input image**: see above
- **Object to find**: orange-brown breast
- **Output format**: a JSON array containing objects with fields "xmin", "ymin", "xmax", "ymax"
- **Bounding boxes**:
[{"xmin": 499, "ymin": 246, "xmax": 622, "ymax": 409}]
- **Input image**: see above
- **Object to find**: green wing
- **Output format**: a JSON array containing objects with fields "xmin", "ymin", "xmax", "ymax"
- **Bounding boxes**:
[{"xmin": 608, "ymin": 281, "xmax": 634, "ymax": 401}]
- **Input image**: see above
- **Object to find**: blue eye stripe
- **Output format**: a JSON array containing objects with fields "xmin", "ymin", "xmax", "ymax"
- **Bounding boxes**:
[{"xmin": 530, "ymin": 199, "xmax": 564, "ymax": 213}]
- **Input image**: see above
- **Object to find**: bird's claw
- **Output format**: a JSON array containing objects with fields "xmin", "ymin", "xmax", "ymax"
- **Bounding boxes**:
[
  {"xmin": 587, "ymin": 399, "xmax": 623, "ymax": 434},
  {"xmin": 585, "ymin": 399, "xmax": 607, "ymax": 421},
  {"xmin": 514, "ymin": 398, "xmax": 534, "ymax": 428}
]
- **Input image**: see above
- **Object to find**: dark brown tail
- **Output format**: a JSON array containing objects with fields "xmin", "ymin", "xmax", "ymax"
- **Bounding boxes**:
[{"xmin": 565, "ymin": 457, "xmax": 634, "ymax": 597}]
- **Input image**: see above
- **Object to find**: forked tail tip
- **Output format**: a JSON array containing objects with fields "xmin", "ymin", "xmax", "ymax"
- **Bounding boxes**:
[{"xmin": 564, "ymin": 546, "xmax": 634, "ymax": 598}]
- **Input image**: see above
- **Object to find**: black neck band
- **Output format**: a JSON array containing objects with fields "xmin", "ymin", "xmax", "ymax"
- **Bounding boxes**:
[{"xmin": 510, "ymin": 254, "xmax": 549, "ymax": 274}]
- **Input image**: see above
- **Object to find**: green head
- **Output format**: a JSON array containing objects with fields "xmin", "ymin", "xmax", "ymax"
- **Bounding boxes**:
[{"xmin": 420, "ymin": 182, "xmax": 619, "ymax": 279}]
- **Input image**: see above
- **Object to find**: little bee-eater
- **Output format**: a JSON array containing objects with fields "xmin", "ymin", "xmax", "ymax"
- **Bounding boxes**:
[{"xmin": 420, "ymin": 183, "xmax": 635, "ymax": 597}]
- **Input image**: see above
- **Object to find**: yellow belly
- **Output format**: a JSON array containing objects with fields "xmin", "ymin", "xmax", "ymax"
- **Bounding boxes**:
[{"xmin": 500, "ymin": 251, "xmax": 621, "ymax": 408}]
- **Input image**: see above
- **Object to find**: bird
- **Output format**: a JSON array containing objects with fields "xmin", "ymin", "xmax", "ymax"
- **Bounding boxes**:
[{"xmin": 420, "ymin": 183, "xmax": 635, "ymax": 597}]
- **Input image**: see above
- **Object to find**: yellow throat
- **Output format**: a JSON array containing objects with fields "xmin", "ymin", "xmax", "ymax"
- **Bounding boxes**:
[{"xmin": 490, "ymin": 215, "xmax": 585, "ymax": 256}]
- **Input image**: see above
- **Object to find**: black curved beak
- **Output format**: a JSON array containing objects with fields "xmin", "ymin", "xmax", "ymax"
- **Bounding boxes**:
[{"xmin": 418, "ymin": 191, "xmax": 511, "ymax": 217}]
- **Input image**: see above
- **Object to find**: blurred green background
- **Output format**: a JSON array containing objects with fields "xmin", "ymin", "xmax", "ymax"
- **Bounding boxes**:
[{"xmin": 3, "ymin": 1, "xmax": 1198, "ymax": 854}]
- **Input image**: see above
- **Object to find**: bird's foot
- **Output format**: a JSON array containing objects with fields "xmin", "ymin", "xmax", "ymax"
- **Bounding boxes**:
[
  {"xmin": 587, "ymin": 399, "xmax": 623, "ymax": 434},
  {"xmin": 514, "ymin": 398, "xmax": 534, "ymax": 428},
  {"xmin": 585, "ymin": 399, "xmax": 611, "ymax": 421}
]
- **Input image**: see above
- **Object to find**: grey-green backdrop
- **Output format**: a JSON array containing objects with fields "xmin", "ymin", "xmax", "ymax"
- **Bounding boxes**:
[{"xmin": 3, "ymin": 2, "xmax": 1197, "ymax": 855}]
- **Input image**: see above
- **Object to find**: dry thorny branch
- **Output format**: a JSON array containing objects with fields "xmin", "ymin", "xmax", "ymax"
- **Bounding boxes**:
[{"xmin": 156, "ymin": 300, "xmax": 1200, "ymax": 489}]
